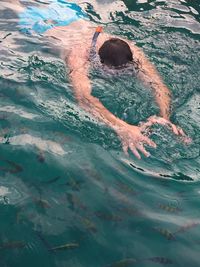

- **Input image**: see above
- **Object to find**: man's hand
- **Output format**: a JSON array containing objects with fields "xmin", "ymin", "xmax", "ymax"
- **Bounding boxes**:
[
  {"xmin": 140, "ymin": 115, "xmax": 192, "ymax": 143},
  {"xmin": 115, "ymin": 123, "xmax": 157, "ymax": 159},
  {"xmin": 140, "ymin": 115, "xmax": 184, "ymax": 135}
]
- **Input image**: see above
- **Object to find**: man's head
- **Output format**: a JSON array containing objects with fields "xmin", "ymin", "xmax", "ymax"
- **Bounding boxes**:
[{"xmin": 98, "ymin": 38, "xmax": 133, "ymax": 67}]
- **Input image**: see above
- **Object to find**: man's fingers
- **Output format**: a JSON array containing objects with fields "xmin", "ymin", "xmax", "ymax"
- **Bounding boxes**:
[
  {"xmin": 140, "ymin": 120, "xmax": 153, "ymax": 130},
  {"xmin": 182, "ymin": 136, "xmax": 192, "ymax": 144},
  {"xmin": 147, "ymin": 116, "xmax": 187, "ymax": 137},
  {"xmin": 177, "ymin": 127, "xmax": 185, "ymax": 136},
  {"xmin": 142, "ymin": 136, "xmax": 157, "ymax": 148},
  {"xmin": 167, "ymin": 122, "xmax": 185, "ymax": 136},
  {"xmin": 122, "ymin": 142, "xmax": 129, "ymax": 156},
  {"xmin": 149, "ymin": 117, "xmax": 167, "ymax": 126},
  {"xmin": 170, "ymin": 123, "xmax": 179, "ymax": 135},
  {"xmin": 137, "ymin": 144, "xmax": 150, "ymax": 157},
  {"xmin": 130, "ymin": 144, "xmax": 141, "ymax": 159}
]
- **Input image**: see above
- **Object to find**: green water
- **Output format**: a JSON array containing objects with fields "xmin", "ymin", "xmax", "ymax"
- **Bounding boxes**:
[{"xmin": 0, "ymin": 0, "xmax": 200, "ymax": 266}]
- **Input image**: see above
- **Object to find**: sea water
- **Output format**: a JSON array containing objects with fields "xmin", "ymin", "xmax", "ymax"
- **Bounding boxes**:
[{"xmin": 0, "ymin": 0, "xmax": 200, "ymax": 266}]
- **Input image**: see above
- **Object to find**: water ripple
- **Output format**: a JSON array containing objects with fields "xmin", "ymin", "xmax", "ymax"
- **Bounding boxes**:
[{"xmin": 0, "ymin": 1, "xmax": 200, "ymax": 267}]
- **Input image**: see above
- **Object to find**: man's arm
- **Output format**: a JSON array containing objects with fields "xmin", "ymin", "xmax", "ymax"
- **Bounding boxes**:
[
  {"xmin": 129, "ymin": 42, "xmax": 184, "ymax": 135},
  {"xmin": 133, "ymin": 46, "xmax": 170, "ymax": 119},
  {"xmin": 67, "ymin": 46, "xmax": 156, "ymax": 159}
]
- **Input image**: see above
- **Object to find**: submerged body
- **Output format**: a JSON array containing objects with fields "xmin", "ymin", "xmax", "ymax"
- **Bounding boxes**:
[{"xmin": 7, "ymin": 0, "xmax": 187, "ymax": 158}]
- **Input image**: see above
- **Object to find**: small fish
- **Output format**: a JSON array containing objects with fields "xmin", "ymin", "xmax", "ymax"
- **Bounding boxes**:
[
  {"xmin": 49, "ymin": 243, "xmax": 79, "ymax": 251},
  {"xmin": 154, "ymin": 227, "xmax": 176, "ymax": 241},
  {"xmin": 6, "ymin": 160, "xmax": 23, "ymax": 172},
  {"xmin": 0, "ymin": 241, "xmax": 26, "ymax": 250},
  {"xmin": 117, "ymin": 206, "xmax": 140, "ymax": 216},
  {"xmin": 66, "ymin": 193, "xmax": 87, "ymax": 211},
  {"xmin": 158, "ymin": 204, "xmax": 182, "ymax": 213},
  {"xmin": 65, "ymin": 177, "xmax": 83, "ymax": 191},
  {"xmin": 95, "ymin": 211, "xmax": 122, "ymax": 222},
  {"xmin": 83, "ymin": 167, "xmax": 102, "ymax": 181},
  {"xmin": 81, "ymin": 217, "xmax": 97, "ymax": 233},
  {"xmin": 35, "ymin": 199, "xmax": 51, "ymax": 209},
  {"xmin": 107, "ymin": 258, "xmax": 137, "ymax": 267},
  {"xmin": 0, "ymin": 160, "xmax": 23, "ymax": 174},
  {"xmin": 147, "ymin": 257, "xmax": 173, "ymax": 265},
  {"xmin": 115, "ymin": 181, "xmax": 137, "ymax": 195},
  {"xmin": 45, "ymin": 176, "xmax": 61, "ymax": 184},
  {"xmin": 175, "ymin": 222, "xmax": 199, "ymax": 234}
]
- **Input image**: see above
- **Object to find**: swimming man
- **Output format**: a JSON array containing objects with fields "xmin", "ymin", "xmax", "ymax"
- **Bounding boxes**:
[{"xmin": 5, "ymin": 0, "xmax": 186, "ymax": 159}]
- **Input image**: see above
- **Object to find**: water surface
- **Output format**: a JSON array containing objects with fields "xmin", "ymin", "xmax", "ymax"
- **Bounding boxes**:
[{"xmin": 0, "ymin": 0, "xmax": 200, "ymax": 266}]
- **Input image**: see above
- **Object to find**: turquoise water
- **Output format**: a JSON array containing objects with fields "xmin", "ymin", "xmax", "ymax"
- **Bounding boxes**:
[{"xmin": 0, "ymin": 0, "xmax": 200, "ymax": 266}]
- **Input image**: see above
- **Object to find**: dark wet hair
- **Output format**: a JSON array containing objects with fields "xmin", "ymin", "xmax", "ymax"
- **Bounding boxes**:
[{"xmin": 98, "ymin": 38, "xmax": 133, "ymax": 67}]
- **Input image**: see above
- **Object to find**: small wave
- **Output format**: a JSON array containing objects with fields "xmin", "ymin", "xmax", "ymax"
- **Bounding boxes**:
[
  {"xmin": 0, "ymin": 105, "xmax": 40, "ymax": 120},
  {"xmin": 0, "ymin": 134, "xmax": 66, "ymax": 156},
  {"xmin": 120, "ymin": 158, "xmax": 197, "ymax": 182}
]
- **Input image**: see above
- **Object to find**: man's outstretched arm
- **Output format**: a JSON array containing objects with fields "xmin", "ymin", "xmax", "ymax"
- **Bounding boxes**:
[
  {"xmin": 129, "ymin": 42, "xmax": 185, "ymax": 135},
  {"xmin": 129, "ymin": 43, "xmax": 171, "ymax": 118},
  {"xmin": 67, "ymin": 46, "xmax": 156, "ymax": 159}
]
